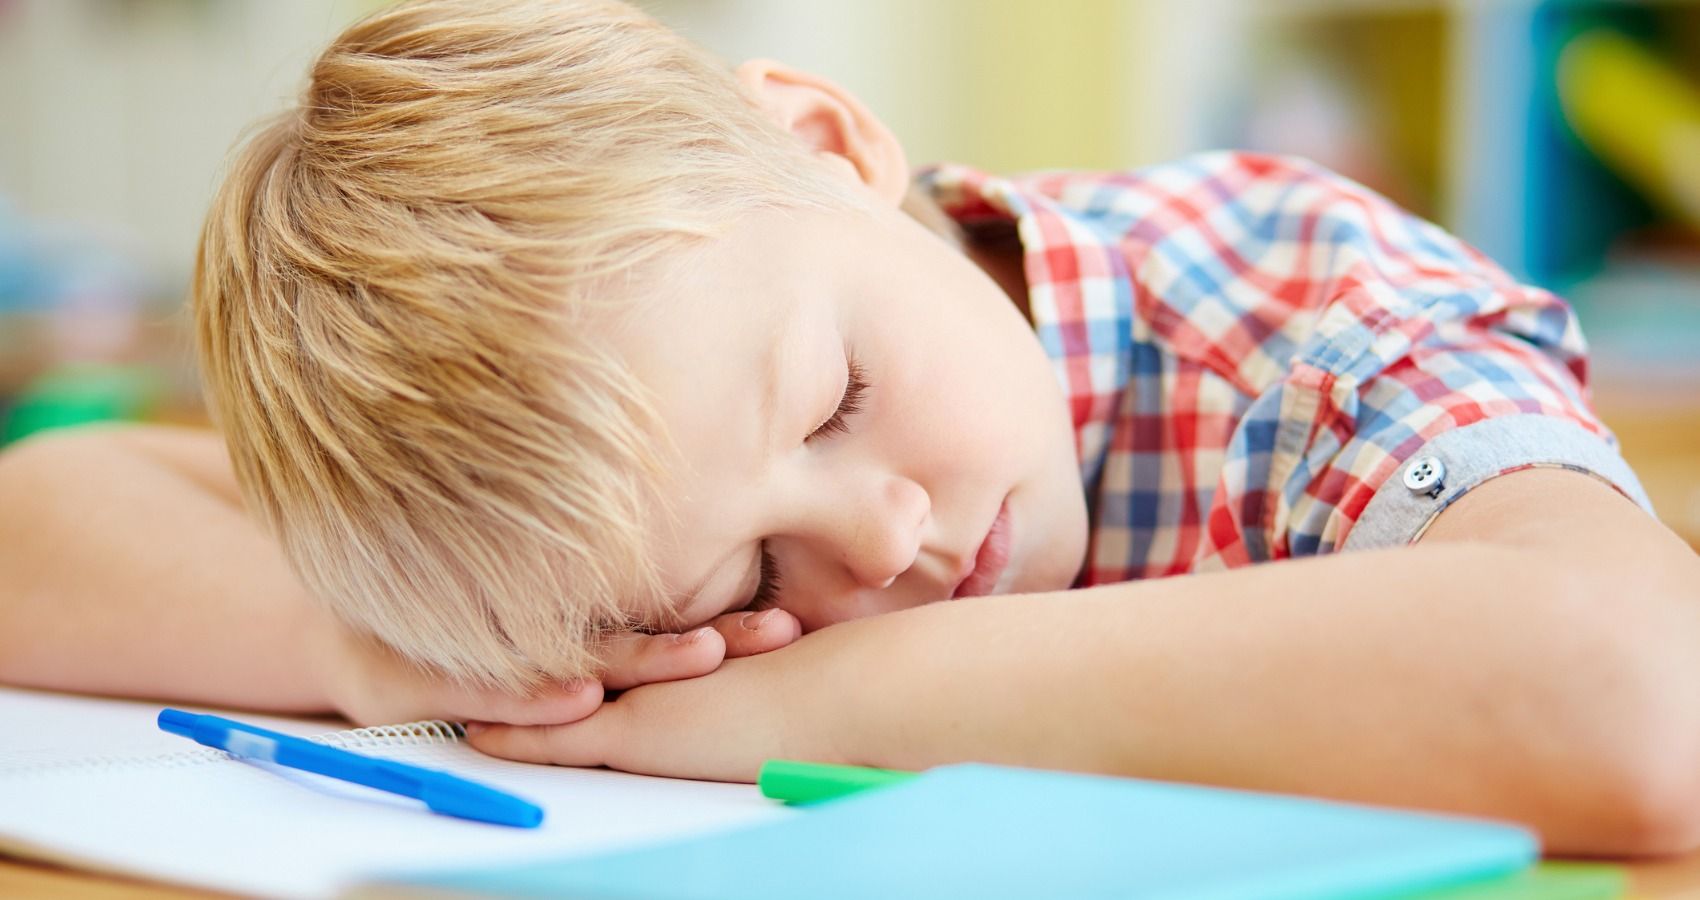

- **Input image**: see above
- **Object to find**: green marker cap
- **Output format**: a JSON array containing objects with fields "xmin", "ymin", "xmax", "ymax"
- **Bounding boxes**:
[{"xmin": 758, "ymin": 760, "xmax": 918, "ymax": 805}]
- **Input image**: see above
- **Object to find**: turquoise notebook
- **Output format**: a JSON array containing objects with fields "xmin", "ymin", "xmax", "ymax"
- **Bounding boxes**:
[{"xmin": 372, "ymin": 764, "xmax": 1539, "ymax": 899}]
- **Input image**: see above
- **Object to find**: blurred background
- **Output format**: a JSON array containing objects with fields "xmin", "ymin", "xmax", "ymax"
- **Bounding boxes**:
[{"xmin": 0, "ymin": 0, "xmax": 1696, "ymax": 546}]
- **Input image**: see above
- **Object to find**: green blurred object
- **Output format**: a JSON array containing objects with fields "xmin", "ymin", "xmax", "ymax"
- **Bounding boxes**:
[
  {"xmin": 1414, "ymin": 861, "xmax": 1625, "ymax": 899},
  {"xmin": 757, "ymin": 759, "xmax": 918, "ymax": 805},
  {"xmin": 1, "ymin": 365, "xmax": 158, "ymax": 445}
]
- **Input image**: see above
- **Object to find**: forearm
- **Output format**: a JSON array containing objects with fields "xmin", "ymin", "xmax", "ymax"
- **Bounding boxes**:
[
  {"xmin": 0, "ymin": 426, "xmax": 336, "ymax": 712},
  {"xmin": 852, "ymin": 539, "xmax": 1700, "ymax": 855}
]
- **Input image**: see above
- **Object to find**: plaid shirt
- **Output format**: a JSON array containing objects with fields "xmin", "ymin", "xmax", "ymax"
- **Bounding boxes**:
[{"xmin": 920, "ymin": 152, "xmax": 1650, "ymax": 584}]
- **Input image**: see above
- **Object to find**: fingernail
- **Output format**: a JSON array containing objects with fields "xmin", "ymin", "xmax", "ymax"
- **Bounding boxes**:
[
  {"xmin": 563, "ymin": 679, "xmax": 590, "ymax": 694},
  {"xmin": 674, "ymin": 626, "xmax": 713, "ymax": 645},
  {"xmin": 463, "ymin": 721, "xmax": 488, "ymax": 736},
  {"xmin": 740, "ymin": 609, "xmax": 775, "ymax": 631}
]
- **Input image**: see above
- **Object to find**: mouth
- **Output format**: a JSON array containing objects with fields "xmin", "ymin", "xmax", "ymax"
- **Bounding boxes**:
[{"xmin": 951, "ymin": 497, "xmax": 1012, "ymax": 599}]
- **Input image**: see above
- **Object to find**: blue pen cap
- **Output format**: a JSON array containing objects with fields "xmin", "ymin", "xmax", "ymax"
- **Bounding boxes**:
[
  {"xmin": 157, "ymin": 708, "xmax": 201, "ymax": 740},
  {"xmin": 420, "ymin": 777, "xmax": 545, "ymax": 828}
]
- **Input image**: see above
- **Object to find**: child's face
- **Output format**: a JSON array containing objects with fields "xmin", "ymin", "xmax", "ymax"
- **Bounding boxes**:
[{"xmin": 609, "ymin": 192, "xmax": 1088, "ymax": 634}]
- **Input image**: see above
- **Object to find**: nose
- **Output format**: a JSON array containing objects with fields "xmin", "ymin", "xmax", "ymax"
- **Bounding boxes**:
[
  {"xmin": 835, "ymin": 474, "xmax": 929, "ymax": 590},
  {"xmin": 781, "ymin": 471, "xmax": 928, "ymax": 595}
]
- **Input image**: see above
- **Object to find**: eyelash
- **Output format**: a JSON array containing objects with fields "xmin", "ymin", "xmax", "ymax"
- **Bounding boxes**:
[
  {"xmin": 806, "ymin": 355, "xmax": 868, "ymax": 441},
  {"xmin": 749, "ymin": 356, "xmax": 869, "ymax": 608},
  {"xmin": 750, "ymin": 544, "xmax": 783, "ymax": 609}
]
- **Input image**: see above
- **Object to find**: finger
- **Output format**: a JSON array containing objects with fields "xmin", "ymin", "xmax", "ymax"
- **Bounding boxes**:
[
  {"xmin": 712, "ymin": 608, "xmax": 803, "ymax": 659},
  {"xmin": 465, "ymin": 715, "xmax": 613, "ymax": 768},
  {"xmin": 599, "ymin": 626, "xmax": 726, "ymax": 691},
  {"xmin": 438, "ymin": 678, "xmax": 605, "ymax": 727}
]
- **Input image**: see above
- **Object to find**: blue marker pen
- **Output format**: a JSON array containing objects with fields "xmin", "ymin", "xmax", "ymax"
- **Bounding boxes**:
[{"xmin": 157, "ymin": 709, "xmax": 543, "ymax": 828}]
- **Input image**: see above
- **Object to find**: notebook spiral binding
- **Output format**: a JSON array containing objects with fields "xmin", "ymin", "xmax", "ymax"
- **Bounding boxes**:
[
  {"xmin": 1, "ymin": 720, "xmax": 465, "ymax": 777},
  {"xmin": 316, "ymin": 720, "xmax": 465, "ymax": 749}
]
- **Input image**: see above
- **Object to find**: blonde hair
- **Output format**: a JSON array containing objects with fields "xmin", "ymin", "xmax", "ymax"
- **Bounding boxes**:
[{"xmin": 194, "ymin": 0, "xmax": 853, "ymax": 692}]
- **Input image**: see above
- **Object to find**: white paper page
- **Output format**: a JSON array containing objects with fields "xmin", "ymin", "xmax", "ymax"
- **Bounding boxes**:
[
  {"xmin": 0, "ymin": 687, "xmax": 792, "ymax": 898},
  {"xmin": 0, "ymin": 686, "xmax": 344, "ymax": 767}
]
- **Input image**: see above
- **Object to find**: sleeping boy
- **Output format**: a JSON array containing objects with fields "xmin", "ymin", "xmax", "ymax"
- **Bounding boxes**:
[{"xmin": 2, "ymin": 0, "xmax": 1698, "ymax": 856}]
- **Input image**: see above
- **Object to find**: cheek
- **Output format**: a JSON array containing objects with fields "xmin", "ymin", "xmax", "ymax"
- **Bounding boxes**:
[
  {"xmin": 886, "ymin": 313, "xmax": 1054, "ymax": 458},
  {"xmin": 881, "ymin": 348, "xmax": 998, "ymax": 457}
]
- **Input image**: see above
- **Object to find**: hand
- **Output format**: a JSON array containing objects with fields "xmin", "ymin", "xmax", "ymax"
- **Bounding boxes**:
[
  {"xmin": 313, "ymin": 606, "xmax": 803, "ymax": 727},
  {"xmin": 464, "ymin": 611, "xmax": 886, "ymax": 782}
]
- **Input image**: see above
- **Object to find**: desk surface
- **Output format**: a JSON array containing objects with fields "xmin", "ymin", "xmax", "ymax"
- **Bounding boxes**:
[{"xmin": 6, "ymin": 849, "xmax": 1700, "ymax": 898}]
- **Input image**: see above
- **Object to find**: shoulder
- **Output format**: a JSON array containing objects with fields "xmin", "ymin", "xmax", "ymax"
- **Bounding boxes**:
[{"xmin": 1006, "ymin": 151, "xmax": 1390, "ymax": 219}]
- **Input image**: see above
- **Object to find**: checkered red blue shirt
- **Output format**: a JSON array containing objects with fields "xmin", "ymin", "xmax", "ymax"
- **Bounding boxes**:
[{"xmin": 920, "ymin": 152, "xmax": 1651, "ymax": 584}]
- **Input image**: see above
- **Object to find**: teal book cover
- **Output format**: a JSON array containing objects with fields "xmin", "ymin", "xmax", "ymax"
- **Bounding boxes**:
[{"xmin": 370, "ymin": 764, "xmax": 1539, "ymax": 900}]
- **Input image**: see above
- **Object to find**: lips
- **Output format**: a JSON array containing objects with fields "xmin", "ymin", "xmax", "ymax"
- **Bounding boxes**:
[{"xmin": 951, "ymin": 498, "xmax": 1012, "ymax": 599}]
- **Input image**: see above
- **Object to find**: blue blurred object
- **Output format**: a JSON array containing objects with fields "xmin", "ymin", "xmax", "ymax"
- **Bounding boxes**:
[
  {"xmin": 1525, "ymin": 1, "xmax": 1666, "ymax": 291},
  {"xmin": 0, "ymin": 197, "xmax": 53, "ymax": 314}
]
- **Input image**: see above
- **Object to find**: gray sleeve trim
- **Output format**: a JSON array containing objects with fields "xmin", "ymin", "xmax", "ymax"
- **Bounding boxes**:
[{"xmin": 1342, "ymin": 415, "xmax": 1655, "ymax": 551}]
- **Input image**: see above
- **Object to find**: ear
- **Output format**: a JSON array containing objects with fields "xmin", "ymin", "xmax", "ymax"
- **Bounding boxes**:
[{"xmin": 734, "ymin": 59, "xmax": 910, "ymax": 206}]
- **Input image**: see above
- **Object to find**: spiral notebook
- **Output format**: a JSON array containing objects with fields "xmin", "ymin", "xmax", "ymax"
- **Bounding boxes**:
[{"xmin": 0, "ymin": 686, "xmax": 790, "ymax": 898}]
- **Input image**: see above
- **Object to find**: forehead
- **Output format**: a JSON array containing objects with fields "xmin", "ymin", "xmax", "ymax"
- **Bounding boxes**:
[
  {"xmin": 608, "ymin": 200, "xmax": 889, "ymax": 419},
  {"xmin": 610, "ymin": 220, "xmax": 803, "ymax": 436},
  {"xmin": 615, "ymin": 207, "xmax": 831, "ymax": 348}
]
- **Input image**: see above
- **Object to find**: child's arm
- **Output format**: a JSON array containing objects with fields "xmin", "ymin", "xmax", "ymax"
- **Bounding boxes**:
[
  {"xmin": 466, "ymin": 466, "xmax": 1700, "ymax": 857},
  {"xmin": 0, "ymin": 425, "xmax": 340, "ymax": 710},
  {"xmin": 0, "ymin": 425, "xmax": 799, "ymax": 724}
]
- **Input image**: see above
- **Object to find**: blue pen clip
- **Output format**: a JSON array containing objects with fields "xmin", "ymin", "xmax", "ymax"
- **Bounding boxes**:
[{"xmin": 158, "ymin": 709, "xmax": 544, "ymax": 828}]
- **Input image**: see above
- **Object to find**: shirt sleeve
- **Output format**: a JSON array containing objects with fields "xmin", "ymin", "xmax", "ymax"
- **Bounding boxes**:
[
  {"xmin": 1191, "ymin": 153, "xmax": 1652, "ymax": 561},
  {"xmin": 1340, "ymin": 414, "xmax": 1651, "ymax": 550}
]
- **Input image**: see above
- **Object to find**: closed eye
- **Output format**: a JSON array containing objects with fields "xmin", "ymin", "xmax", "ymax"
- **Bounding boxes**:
[{"xmin": 806, "ymin": 355, "xmax": 867, "ymax": 442}]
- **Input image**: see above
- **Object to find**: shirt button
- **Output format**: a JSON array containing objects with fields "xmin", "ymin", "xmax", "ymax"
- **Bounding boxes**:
[{"xmin": 1403, "ymin": 455, "xmax": 1446, "ymax": 498}]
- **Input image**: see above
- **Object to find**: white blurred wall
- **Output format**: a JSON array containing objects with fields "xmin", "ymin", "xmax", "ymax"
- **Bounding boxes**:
[
  {"xmin": 0, "ymin": 1, "xmax": 379, "ymax": 286},
  {"xmin": 0, "ymin": 0, "xmax": 1227, "ymax": 286}
]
